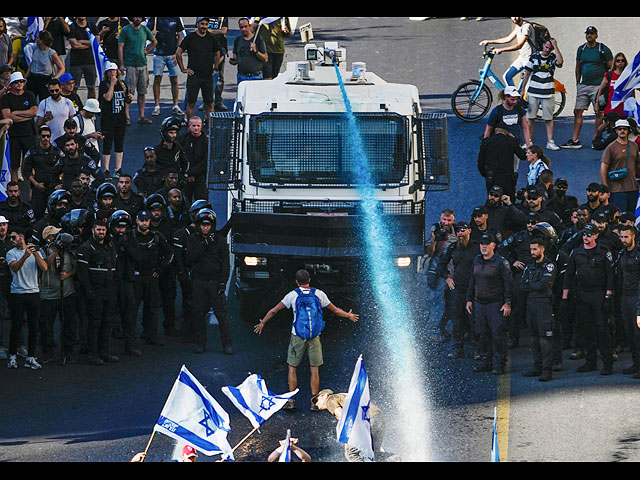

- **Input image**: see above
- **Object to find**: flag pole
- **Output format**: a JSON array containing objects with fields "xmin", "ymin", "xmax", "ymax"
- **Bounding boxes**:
[
  {"xmin": 232, "ymin": 426, "xmax": 260, "ymax": 452},
  {"xmin": 140, "ymin": 430, "xmax": 157, "ymax": 462}
]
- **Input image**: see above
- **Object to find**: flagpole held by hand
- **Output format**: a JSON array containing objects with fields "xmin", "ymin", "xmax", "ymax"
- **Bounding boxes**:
[
  {"xmin": 141, "ymin": 430, "xmax": 156, "ymax": 461},
  {"xmin": 232, "ymin": 426, "xmax": 260, "ymax": 452}
]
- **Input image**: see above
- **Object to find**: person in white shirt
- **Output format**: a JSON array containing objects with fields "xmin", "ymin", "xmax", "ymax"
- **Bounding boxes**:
[
  {"xmin": 36, "ymin": 78, "xmax": 76, "ymax": 141},
  {"xmin": 526, "ymin": 145, "xmax": 551, "ymax": 186},
  {"xmin": 73, "ymin": 98, "xmax": 103, "ymax": 152},
  {"xmin": 254, "ymin": 269, "xmax": 359, "ymax": 410}
]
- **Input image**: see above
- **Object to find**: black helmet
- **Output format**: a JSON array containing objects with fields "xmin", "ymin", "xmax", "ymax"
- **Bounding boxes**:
[
  {"xmin": 160, "ymin": 116, "xmax": 186, "ymax": 141},
  {"xmin": 532, "ymin": 222, "xmax": 557, "ymax": 246},
  {"xmin": 194, "ymin": 208, "xmax": 217, "ymax": 229},
  {"xmin": 47, "ymin": 189, "xmax": 72, "ymax": 219},
  {"xmin": 189, "ymin": 199, "xmax": 213, "ymax": 223},
  {"xmin": 109, "ymin": 210, "xmax": 132, "ymax": 230},
  {"xmin": 96, "ymin": 182, "xmax": 118, "ymax": 201},
  {"xmin": 61, "ymin": 209, "xmax": 90, "ymax": 234},
  {"xmin": 145, "ymin": 193, "xmax": 166, "ymax": 210}
]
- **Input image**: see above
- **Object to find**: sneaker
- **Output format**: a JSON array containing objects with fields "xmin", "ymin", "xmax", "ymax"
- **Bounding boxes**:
[
  {"xmin": 214, "ymin": 103, "xmax": 228, "ymax": 112},
  {"xmin": 7, "ymin": 355, "xmax": 17, "ymax": 369},
  {"xmin": 104, "ymin": 169, "xmax": 111, "ymax": 178},
  {"xmin": 0, "ymin": 347, "xmax": 7, "ymax": 360},
  {"xmin": 560, "ymin": 139, "xmax": 582, "ymax": 149},
  {"xmin": 24, "ymin": 356, "xmax": 42, "ymax": 369},
  {"xmin": 17, "ymin": 170, "xmax": 24, "ymax": 182},
  {"xmin": 152, "ymin": 105, "xmax": 161, "ymax": 116},
  {"xmin": 172, "ymin": 105, "xmax": 185, "ymax": 115},
  {"xmin": 113, "ymin": 169, "xmax": 122, "ymax": 178},
  {"xmin": 600, "ymin": 365, "xmax": 613, "ymax": 376},
  {"xmin": 283, "ymin": 398, "xmax": 296, "ymax": 410},
  {"xmin": 522, "ymin": 369, "xmax": 542, "ymax": 378},
  {"xmin": 546, "ymin": 140, "xmax": 560, "ymax": 151},
  {"xmin": 577, "ymin": 362, "xmax": 597, "ymax": 373},
  {"xmin": 17, "ymin": 345, "xmax": 27, "ymax": 357},
  {"xmin": 491, "ymin": 367, "xmax": 506, "ymax": 376},
  {"xmin": 538, "ymin": 370, "xmax": 552, "ymax": 382}
]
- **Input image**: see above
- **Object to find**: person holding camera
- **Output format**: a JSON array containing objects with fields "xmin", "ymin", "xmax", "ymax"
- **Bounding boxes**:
[{"xmin": 5, "ymin": 226, "xmax": 48, "ymax": 370}]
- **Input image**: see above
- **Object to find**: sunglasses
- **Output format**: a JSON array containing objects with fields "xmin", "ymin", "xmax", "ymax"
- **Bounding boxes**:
[
  {"xmin": 40, "ymin": 133, "xmax": 51, "ymax": 138},
  {"xmin": 583, "ymin": 233, "xmax": 595, "ymax": 237}
]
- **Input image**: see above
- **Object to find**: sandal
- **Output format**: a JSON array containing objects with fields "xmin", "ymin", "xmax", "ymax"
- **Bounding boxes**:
[{"xmin": 138, "ymin": 117, "xmax": 152, "ymax": 125}]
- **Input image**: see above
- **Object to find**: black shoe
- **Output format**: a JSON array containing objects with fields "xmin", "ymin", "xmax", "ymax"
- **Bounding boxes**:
[
  {"xmin": 600, "ymin": 365, "xmax": 613, "ymax": 376},
  {"xmin": 569, "ymin": 350, "xmax": 584, "ymax": 360},
  {"xmin": 577, "ymin": 362, "xmax": 597, "ymax": 373},
  {"xmin": 146, "ymin": 338, "xmax": 165, "ymax": 346},
  {"xmin": 63, "ymin": 352, "xmax": 78, "ymax": 364},
  {"xmin": 88, "ymin": 356, "xmax": 104, "ymax": 366},
  {"xmin": 126, "ymin": 347, "xmax": 142, "ymax": 357},
  {"xmin": 523, "ymin": 369, "xmax": 542, "ymax": 378},
  {"xmin": 538, "ymin": 370, "xmax": 552, "ymax": 382},
  {"xmin": 552, "ymin": 362, "xmax": 562, "ymax": 372},
  {"xmin": 39, "ymin": 352, "xmax": 54, "ymax": 364},
  {"xmin": 447, "ymin": 349, "xmax": 464, "ymax": 359},
  {"xmin": 100, "ymin": 354, "xmax": 119, "ymax": 363},
  {"xmin": 223, "ymin": 345, "xmax": 233, "ymax": 355},
  {"xmin": 632, "ymin": 371, "xmax": 640, "ymax": 380},
  {"xmin": 492, "ymin": 367, "xmax": 506, "ymax": 376},
  {"xmin": 283, "ymin": 398, "xmax": 296, "ymax": 410},
  {"xmin": 194, "ymin": 345, "xmax": 206, "ymax": 354},
  {"xmin": 214, "ymin": 103, "xmax": 228, "ymax": 112},
  {"xmin": 623, "ymin": 365, "xmax": 639, "ymax": 375},
  {"xmin": 474, "ymin": 363, "xmax": 492, "ymax": 373}
]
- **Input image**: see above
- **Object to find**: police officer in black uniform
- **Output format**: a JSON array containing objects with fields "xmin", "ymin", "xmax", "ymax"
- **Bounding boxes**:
[
  {"xmin": 438, "ymin": 221, "xmax": 481, "ymax": 359},
  {"xmin": 76, "ymin": 219, "xmax": 119, "ymax": 365},
  {"xmin": 0, "ymin": 182, "xmax": 36, "ymax": 237},
  {"xmin": 56, "ymin": 136, "xmax": 105, "ymax": 190},
  {"xmin": 483, "ymin": 185, "xmax": 527, "ymax": 238},
  {"xmin": 31, "ymin": 190, "xmax": 72, "ymax": 246},
  {"xmin": 498, "ymin": 212, "xmax": 540, "ymax": 349},
  {"xmin": 520, "ymin": 236, "xmax": 557, "ymax": 381},
  {"xmin": 470, "ymin": 206, "xmax": 502, "ymax": 244},
  {"xmin": 179, "ymin": 116, "xmax": 209, "ymax": 202},
  {"xmin": 113, "ymin": 173, "xmax": 144, "ymax": 218},
  {"xmin": 546, "ymin": 177, "xmax": 579, "ymax": 228},
  {"xmin": 123, "ymin": 210, "xmax": 174, "ymax": 346},
  {"xmin": 22, "ymin": 125, "xmax": 63, "ymax": 218},
  {"xmin": 133, "ymin": 147, "xmax": 164, "ymax": 198},
  {"xmin": 466, "ymin": 232, "xmax": 513, "ymax": 375},
  {"xmin": 562, "ymin": 223, "xmax": 616, "ymax": 375},
  {"xmin": 93, "ymin": 182, "xmax": 118, "ymax": 225},
  {"xmin": 154, "ymin": 117, "xmax": 189, "ymax": 187},
  {"xmin": 185, "ymin": 208, "xmax": 232, "ymax": 355},
  {"xmin": 616, "ymin": 224, "xmax": 640, "ymax": 376},
  {"xmin": 110, "ymin": 210, "xmax": 142, "ymax": 357}
]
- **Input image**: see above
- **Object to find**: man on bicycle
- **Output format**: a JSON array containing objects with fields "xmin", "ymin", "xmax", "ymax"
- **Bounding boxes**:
[{"xmin": 479, "ymin": 17, "xmax": 535, "ymax": 88}]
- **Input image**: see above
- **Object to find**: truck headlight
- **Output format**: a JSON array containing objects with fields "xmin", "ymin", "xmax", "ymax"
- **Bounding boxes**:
[
  {"xmin": 395, "ymin": 257, "xmax": 411, "ymax": 268},
  {"xmin": 243, "ymin": 256, "xmax": 267, "ymax": 267}
]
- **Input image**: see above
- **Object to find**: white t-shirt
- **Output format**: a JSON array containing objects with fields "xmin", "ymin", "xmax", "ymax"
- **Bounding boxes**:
[
  {"xmin": 6, "ymin": 247, "xmax": 40, "ymax": 294},
  {"xmin": 37, "ymin": 96, "xmax": 77, "ymax": 141},
  {"xmin": 281, "ymin": 287, "xmax": 330, "ymax": 335},
  {"xmin": 515, "ymin": 22, "xmax": 535, "ymax": 63},
  {"xmin": 74, "ymin": 113, "xmax": 99, "ymax": 151}
]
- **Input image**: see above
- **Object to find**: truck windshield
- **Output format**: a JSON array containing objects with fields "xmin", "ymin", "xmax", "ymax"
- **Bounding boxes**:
[{"xmin": 248, "ymin": 113, "xmax": 409, "ymax": 187}]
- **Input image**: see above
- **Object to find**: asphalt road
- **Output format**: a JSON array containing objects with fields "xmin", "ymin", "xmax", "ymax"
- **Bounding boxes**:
[{"xmin": 3, "ymin": 16, "xmax": 640, "ymax": 463}]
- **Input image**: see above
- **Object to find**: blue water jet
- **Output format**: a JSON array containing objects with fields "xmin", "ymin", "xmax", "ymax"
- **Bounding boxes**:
[{"xmin": 333, "ymin": 62, "xmax": 432, "ymax": 461}]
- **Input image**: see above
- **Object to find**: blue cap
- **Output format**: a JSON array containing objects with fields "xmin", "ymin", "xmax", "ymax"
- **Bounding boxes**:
[
  {"xmin": 136, "ymin": 210, "xmax": 150, "ymax": 221},
  {"xmin": 59, "ymin": 73, "xmax": 74, "ymax": 84}
]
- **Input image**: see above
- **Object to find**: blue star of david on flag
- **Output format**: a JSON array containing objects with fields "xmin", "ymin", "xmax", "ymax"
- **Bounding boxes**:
[{"xmin": 222, "ymin": 374, "xmax": 298, "ymax": 429}]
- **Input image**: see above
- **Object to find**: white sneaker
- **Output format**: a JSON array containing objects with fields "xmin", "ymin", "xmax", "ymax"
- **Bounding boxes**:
[
  {"xmin": 7, "ymin": 355, "xmax": 17, "ymax": 369},
  {"xmin": 172, "ymin": 105, "xmax": 185, "ymax": 115},
  {"xmin": 152, "ymin": 105, "xmax": 161, "ymax": 116},
  {"xmin": 546, "ymin": 140, "xmax": 560, "ymax": 151},
  {"xmin": 24, "ymin": 356, "xmax": 42, "ymax": 370}
]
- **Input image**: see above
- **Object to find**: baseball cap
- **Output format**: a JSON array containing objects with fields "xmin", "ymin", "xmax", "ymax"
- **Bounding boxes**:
[
  {"xmin": 489, "ymin": 185, "xmax": 504, "ymax": 196},
  {"xmin": 196, "ymin": 17, "xmax": 211, "ymax": 24},
  {"xmin": 479, "ymin": 232, "xmax": 496, "ymax": 244},
  {"xmin": 504, "ymin": 85, "xmax": 521, "ymax": 98},
  {"xmin": 182, "ymin": 445, "xmax": 197, "ymax": 458},
  {"xmin": 42, "ymin": 226, "xmax": 62, "ymax": 239},
  {"xmin": 555, "ymin": 177, "xmax": 568, "ymax": 187},
  {"xmin": 311, "ymin": 388, "xmax": 334, "ymax": 407},
  {"xmin": 585, "ymin": 26, "xmax": 598, "ymax": 34},
  {"xmin": 583, "ymin": 223, "xmax": 598, "ymax": 235},
  {"xmin": 472, "ymin": 206, "xmax": 487, "ymax": 217},
  {"xmin": 455, "ymin": 221, "xmax": 471, "ymax": 231},
  {"xmin": 136, "ymin": 210, "xmax": 151, "ymax": 221},
  {"xmin": 59, "ymin": 73, "xmax": 74, "ymax": 83},
  {"xmin": 592, "ymin": 212, "xmax": 608, "ymax": 223},
  {"xmin": 526, "ymin": 186, "xmax": 541, "ymax": 199},
  {"xmin": 0, "ymin": 64, "xmax": 13, "ymax": 74},
  {"xmin": 105, "ymin": 62, "xmax": 119, "ymax": 72}
]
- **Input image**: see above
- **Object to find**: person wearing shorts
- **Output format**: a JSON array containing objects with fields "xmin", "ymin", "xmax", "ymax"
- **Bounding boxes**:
[
  {"xmin": 521, "ymin": 38, "xmax": 564, "ymax": 151},
  {"xmin": 561, "ymin": 26, "xmax": 613, "ymax": 149},
  {"xmin": 253, "ymin": 269, "xmax": 359, "ymax": 410},
  {"xmin": 117, "ymin": 17, "xmax": 156, "ymax": 125},
  {"xmin": 148, "ymin": 17, "xmax": 185, "ymax": 117},
  {"xmin": 67, "ymin": 18, "xmax": 99, "ymax": 99}
]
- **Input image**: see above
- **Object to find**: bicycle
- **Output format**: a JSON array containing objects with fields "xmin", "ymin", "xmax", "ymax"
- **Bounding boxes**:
[{"xmin": 451, "ymin": 46, "xmax": 566, "ymax": 122}]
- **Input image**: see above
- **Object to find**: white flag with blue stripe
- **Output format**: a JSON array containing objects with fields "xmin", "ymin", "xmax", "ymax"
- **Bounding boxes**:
[
  {"xmin": 26, "ymin": 17, "xmax": 44, "ymax": 42},
  {"xmin": 0, "ymin": 132, "xmax": 10, "ymax": 203},
  {"xmin": 278, "ymin": 429, "xmax": 292, "ymax": 462},
  {"xmin": 222, "ymin": 374, "xmax": 298, "ymax": 429},
  {"xmin": 491, "ymin": 407, "xmax": 500, "ymax": 462},
  {"xmin": 336, "ymin": 355, "xmax": 375, "ymax": 462},
  {"xmin": 153, "ymin": 365, "xmax": 234, "ymax": 459},
  {"xmin": 64, "ymin": 18, "xmax": 111, "ymax": 83},
  {"xmin": 610, "ymin": 50, "xmax": 640, "ymax": 110}
]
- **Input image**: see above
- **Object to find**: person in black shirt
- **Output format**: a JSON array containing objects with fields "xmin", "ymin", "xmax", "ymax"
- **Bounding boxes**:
[
  {"xmin": 616, "ymin": 225, "xmax": 640, "ymax": 377},
  {"xmin": 57, "ymin": 136, "xmax": 105, "ymax": 190},
  {"xmin": 439, "ymin": 221, "xmax": 480, "ymax": 359},
  {"xmin": 546, "ymin": 177, "xmax": 579, "ymax": 227},
  {"xmin": 466, "ymin": 233, "xmax": 513, "ymax": 375},
  {"xmin": 67, "ymin": 18, "xmax": 99, "ymax": 99},
  {"xmin": 113, "ymin": 173, "xmax": 144, "ymax": 218},
  {"xmin": 97, "ymin": 17, "xmax": 130, "ymax": 65},
  {"xmin": 176, "ymin": 17, "xmax": 221, "ymax": 120},
  {"xmin": 562, "ymin": 223, "xmax": 615, "ymax": 375},
  {"xmin": 484, "ymin": 185, "xmax": 527, "ymax": 238},
  {"xmin": 520, "ymin": 237, "xmax": 557, "ymax": 381},
  {"xmin": 477, "ymin": 128, "xmax": 526, "ymax": 202},
  {"xmin": 179, "ymin": 116, "xmax": 209, "ymax": 202},
  {"xmin": 43, "ymin": 17, "xmax": 70, "ymax": 58},
  {"xmin": 133, "ymin": 147, "xmax": 164, "ymax": 198},
  {"xmin": 0, "ymin": 182, "xmax": 35, "ymax": 236},
  {"xmin": 207, "ymin": 17, "xmax": 229, "ymax": 111}
]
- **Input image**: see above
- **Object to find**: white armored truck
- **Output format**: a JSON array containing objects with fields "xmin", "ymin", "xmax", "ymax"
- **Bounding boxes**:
[{"xmin": 207, "ymin": 42, "xmax": 449, "ymax": 321}]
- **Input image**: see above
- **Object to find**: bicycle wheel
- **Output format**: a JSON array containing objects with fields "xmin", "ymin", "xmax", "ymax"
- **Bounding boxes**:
[{"xmin": 451, "ymin": 80, "xmax": 493, "ymax": 122}]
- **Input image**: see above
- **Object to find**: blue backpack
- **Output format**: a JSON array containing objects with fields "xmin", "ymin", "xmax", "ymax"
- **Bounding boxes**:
[{"xmin": 293, "ymin": 288, "xmax": 324, "ymax": 339}]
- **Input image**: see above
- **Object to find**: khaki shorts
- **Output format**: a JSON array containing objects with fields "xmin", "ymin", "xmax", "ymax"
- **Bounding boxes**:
[
  {"xmin": 527, "ymin": 95, "xmax": 555, "ymax": 121},
  {"xmin": 124, "ymin": 65, "xmax": 149, "ymax": 96},
  {"xmin": 574, "ymin": 83, "xmax": 599, "ymax": 111},
  {"xmin": 287, "ymin": 334, "xmax": 323, "ymax": 367}
]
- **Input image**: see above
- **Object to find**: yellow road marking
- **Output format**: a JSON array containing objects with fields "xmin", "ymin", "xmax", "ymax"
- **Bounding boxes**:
[{"xmin": 496, "ymin": 356, "xmax": 511, "ymax": 461}]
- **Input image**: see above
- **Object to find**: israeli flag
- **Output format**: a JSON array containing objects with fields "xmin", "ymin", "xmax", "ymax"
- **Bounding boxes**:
[
  {"xmin": 610, "ymin": 50, "xmax": 640, "ymax": 110},
  {"xmin": 624, "ymin": 97, "xmax": 640, "ymax": 124},
  {"xmin": 336, "ymin": 356, "xmax": 375, "ymax": 462},
  {"xmin": 153, "ymin": 365, "xmax": 234, "ymax": 459},
  {"xmin": 26, "ymin": 17, "xmax": 44, "ymax": 42},
  {"xmin": 64, "ymin": 18, "xmax": 111, "ymax": 83},
  {"xmin": 634, "ymin": 191, "xmax": 640, "ymax": 228},
  {"xmin": 0, "ymin": 132, "xmax": 10, "ymax": 203},
  {"xmin": 222, "ymin": 374, "xmax": 298, "ymax": 429},
  {"xmin": 278, "ymin": 429, "xmax": 292, "ymax": 462},
  {"xmin": 258, "ymin": 17, "xmax": 282, "ymax": 25},
  {"xmin": 491, "ymin": 407, "xmax": 500, "ymax": 462}
]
